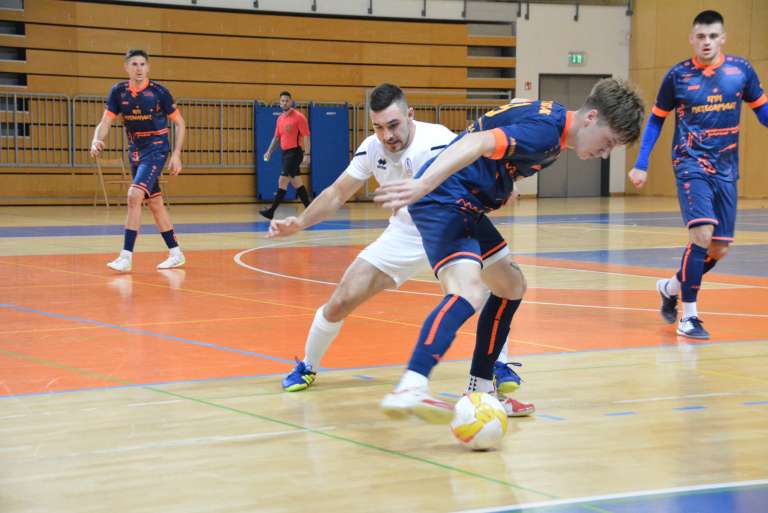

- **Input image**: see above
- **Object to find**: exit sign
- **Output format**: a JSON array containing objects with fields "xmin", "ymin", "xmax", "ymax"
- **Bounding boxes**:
[{"xmin": 568, "ymin": 52, "xmax": 585, "ymax": 66}]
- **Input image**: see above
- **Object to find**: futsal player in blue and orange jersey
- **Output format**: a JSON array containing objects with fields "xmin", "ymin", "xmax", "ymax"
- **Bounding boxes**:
[
  {"xmin": 90, "ymin": 49, "xmax": 187, "ymax": 272},
  {"xmin": 374, "ymin": 79, "xmax": 645, "ymax": 422},
  {"xmin": 628, "ymin": 10, "xmax": 768, "ymax": 339}
]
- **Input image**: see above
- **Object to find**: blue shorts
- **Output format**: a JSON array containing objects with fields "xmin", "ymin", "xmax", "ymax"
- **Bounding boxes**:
[
  {"xmin": 676, "ymin": 174, "xmax": 737, "ymax": 242},
  {"xmin": 129, "ymin": 150, "xmax": 168, "ymax": 199},
  {"xmin": 408, "ymin": 201, "xmax": 508, "ymax": 276}
]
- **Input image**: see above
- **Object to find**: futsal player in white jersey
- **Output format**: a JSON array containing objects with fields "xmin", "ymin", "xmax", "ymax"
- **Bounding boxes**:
[{"xmin": 268, "ymin": 83, "xmax": 533, "ymax": 417}]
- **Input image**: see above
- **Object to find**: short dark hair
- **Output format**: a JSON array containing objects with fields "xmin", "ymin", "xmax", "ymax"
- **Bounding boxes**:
[
  {"xmin": 693, "ymin": 10, "xmax": 723, "ymax": 26},
  {"xmin": 279, "ymin": 91, "xmax": 292, "ymax": 98},
  {"xmin": 369, "ymin": 83, "xmax": 407, "ymax": 113},
  {"xmin": 582, "ymin": 78, "xmax": 645, "ymax": 145},
  {"xmin": 125, "ymin": 49, "xmax": 149, "ymax": 61}
]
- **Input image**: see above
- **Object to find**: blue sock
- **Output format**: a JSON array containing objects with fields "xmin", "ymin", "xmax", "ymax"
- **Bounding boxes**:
[
  {"xmin": 123, "ymin": 229, "xmax": 138, "ymax": 252},
  {"xmin": 675, "ymin": 243, "xmax": 707, "ymax": 304},
  {"xmin": 161, "ymin": 229, "xmax": 179, "ymax": 249},
  {"xmin": 470, "ymin": 296, "xmax": 522, "ymax": 380},
  {"xmin": 407, "ymin": 294, "xmax": 475, "ymax": 377}
]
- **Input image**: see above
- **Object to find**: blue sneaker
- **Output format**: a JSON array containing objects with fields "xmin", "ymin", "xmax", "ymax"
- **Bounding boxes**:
[
  {"xmin": 494, "ymin": 361, "xmax": 523, "ymax": 394},
  {"xmin": 282, "ymin": 359, "xmax": 316, "ymax": 392},
  {"xmin": 677, "ymin": 317, "xmax": 709, "ymax": 340}
]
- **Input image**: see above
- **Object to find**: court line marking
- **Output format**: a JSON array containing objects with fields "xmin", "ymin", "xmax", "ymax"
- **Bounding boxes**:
[
  {"xmin": 234, "ymin": 240, "xmax": 768, "ymax": 318},
  {"xmin": 0, "ymin": 302, "xmax": 296, "ymax": 365},
  {"xmin": 448, "ymin": 479, "xmax": 768, "ymax": 513},
  {"xmin": 0, "ymin": 346, "xmax": 559, "ymax": 500}
]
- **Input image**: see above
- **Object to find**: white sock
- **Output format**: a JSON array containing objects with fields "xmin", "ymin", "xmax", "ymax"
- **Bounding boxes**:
[
  {"xmin": 119, "ymin": 249, "xmax": 132, "ymax": 259},
  {"xmin": 303, "ymin": 305, "xmax": 343, "ymax": 371},
  {"xmin": 170, "ymin": 246, "xmax": 182, "ymax": 256},
  {"xmin": 496, "ymin": 339, "xmax": 509, "ymax": 364},
  {"xmin": 395, "ymin": 370, "xmax": 428, "ymax": 392},
  {"xmin": 666, "ymin": 276, "xmax": 680, "ymax": 296},
  {"xmin": 682, "ymin": 302, "xmax": 698, "ymax": 320},
  {"xmin": 466, "ymin": 375, "xmax": 494, "ymax": 394}
]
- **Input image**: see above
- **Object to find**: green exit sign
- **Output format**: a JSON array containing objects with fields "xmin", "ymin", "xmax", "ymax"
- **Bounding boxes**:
[{"xmin": 568, "ymin": 52, "xmax": 585, "ymax": 66}]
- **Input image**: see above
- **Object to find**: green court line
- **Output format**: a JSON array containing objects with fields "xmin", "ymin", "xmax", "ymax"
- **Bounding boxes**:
[{"xmin": 0, "ymin": 346, "xmax": 558, "ymax": 501}]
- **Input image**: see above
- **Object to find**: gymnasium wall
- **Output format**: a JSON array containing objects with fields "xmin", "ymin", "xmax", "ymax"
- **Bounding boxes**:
[
  {"xmin": 628, "ymin": 0, "xmax": 768, "ymax": 198},
  {"xmin": 0, "ymin": 0, "xmax": 515, "ymax": 204},
  {"xmin": 515, "ymin": 3, "xmax": 631, "ymax": 196}
]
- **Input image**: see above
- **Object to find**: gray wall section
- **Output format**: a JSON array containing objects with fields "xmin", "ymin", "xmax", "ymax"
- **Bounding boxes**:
[{"xmin": 538, "ymin": 74, "xmax": 605, "ymax": 198}]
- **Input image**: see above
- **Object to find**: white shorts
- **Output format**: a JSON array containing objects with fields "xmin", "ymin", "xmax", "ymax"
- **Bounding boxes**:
[
  {"xmin": 357, "ymin": 222, "xmax": 431, "ymax": 288},
  {"xmin": 357, "ymin": 220, "xmax": 511, "ymax": 287}
]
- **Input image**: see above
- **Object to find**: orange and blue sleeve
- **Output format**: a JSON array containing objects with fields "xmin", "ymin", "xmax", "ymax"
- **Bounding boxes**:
[
  {"xmin": 488, "ymin": 128, "xmax": 510, "ymax": 160},
  {"xmin": 104, "ymin": 85, "xmax": 120, "ymax": 119}
]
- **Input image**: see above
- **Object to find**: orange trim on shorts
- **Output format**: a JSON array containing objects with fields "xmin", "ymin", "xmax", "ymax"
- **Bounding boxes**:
[
  {"xmin": 651, "ymin": 105, "xmax": 671, "ymax": 118},
  {"xmin": 489, "ymin": 128, "xmax": 509, "ymax": 160},
  {"xmin": 481, "ymin": 241, "xmax": 507, "ymax": 260},
  {"xmin": 687, "ymin": 217, "xmax": 718, "ymax": 227},
  {"xmin": 432, "ymin": 252, "xmax": 482, "ymax": 274},
  {"xmin": 748, "ymin": 94, "xmax": 767, "ymax": 109},
  {"xmin": 133, "ymin": 128, "xmax": 169, "ymax": 138},
  {"xmin": 711, "ymin": 236, "xmax": 734, "ymax": 242},
  {"xmin": 487, "ymin": 298, "xmax": 508, "ymax": 355},
  {"xmin": 560, "ymin": 111, "xmax": 573, "ymax": 150},
  {"xmin": 424, "ymin": 295, "xmax": 460, "ymax": 346}
]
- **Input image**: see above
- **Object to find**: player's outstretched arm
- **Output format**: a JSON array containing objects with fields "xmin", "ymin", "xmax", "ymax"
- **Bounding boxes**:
[
  {"xmin": 373, "ymin": 131, "xmax": 496, "ymax": 210},
  {"xmin": 267, "ymin": 172, "xmax": 363, "ymax": 238},
  {"xmin": 627, "ymin": 112, "xmax": 666, "ymax": 189}
]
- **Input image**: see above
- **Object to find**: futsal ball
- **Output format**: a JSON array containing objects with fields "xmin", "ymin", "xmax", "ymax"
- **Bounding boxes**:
[{"xmin": 450, "ymin": 392, "xmax": 508, "ymax": 450}]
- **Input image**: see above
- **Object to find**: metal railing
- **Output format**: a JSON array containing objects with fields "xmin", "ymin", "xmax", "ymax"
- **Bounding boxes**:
[{"xmin": 0, "ymin": 93, "xmax": 509, "ymax": 169}]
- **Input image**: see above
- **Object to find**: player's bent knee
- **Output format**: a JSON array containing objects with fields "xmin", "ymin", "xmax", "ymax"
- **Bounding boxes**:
[{"xmin": 325, "ymin": 289, "xmax": 360, "ymax": 321}]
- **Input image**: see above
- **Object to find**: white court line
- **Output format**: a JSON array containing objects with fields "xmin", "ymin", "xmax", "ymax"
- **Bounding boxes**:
[
  {"xmin": 448, "ymin": 478, "xmax": 768, "ymax": 513},
  {"xmin": 127, "ymin": 399, "xmax": 183, "ymax": 408},
  {"xmin": 233, "ymin": 238, "xmax": 768, "ymax": 319}
]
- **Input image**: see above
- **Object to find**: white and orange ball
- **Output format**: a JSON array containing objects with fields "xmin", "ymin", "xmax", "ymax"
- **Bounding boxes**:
[{"xmin": 450, "ymin": 392, "xmax": 508, "ymax": 450}]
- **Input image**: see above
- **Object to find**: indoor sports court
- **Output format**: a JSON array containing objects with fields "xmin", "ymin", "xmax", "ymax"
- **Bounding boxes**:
[{"xmin": 1, "ymin": 1, "xmax": 767, "ymax": 512}]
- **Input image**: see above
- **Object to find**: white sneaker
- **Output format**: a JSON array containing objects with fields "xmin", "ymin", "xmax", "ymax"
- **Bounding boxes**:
[
  {"xmin": 493, "ymin": 391, "xmax": 535, "ymax": 417},
  {"xmin": 107, "ymin": 255, "xmax": 132, "ymax": 272},
  {"xmin": 380, "ymin": 387, "xmax": 455, "ymax": 424},
  {"xmin": 157, "ymin": 251, "xmax": 185, "ymax": 269}
]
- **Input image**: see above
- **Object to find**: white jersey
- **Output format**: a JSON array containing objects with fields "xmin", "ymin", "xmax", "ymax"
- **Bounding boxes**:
[{"xmin": 345, "ymin": 120, "xmax": 456, "ymax": 234}]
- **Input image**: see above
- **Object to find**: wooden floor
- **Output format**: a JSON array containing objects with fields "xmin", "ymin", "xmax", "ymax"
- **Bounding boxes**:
[{"xmin": 1, "ymin": 197, "xmax": 767, "ymax": 513}]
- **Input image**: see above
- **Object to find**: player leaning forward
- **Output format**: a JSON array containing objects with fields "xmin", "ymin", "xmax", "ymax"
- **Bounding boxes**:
[
  {"xmin": 268, "ymin": 83, "xmax": 534, "ymax": 417},
  {"xmin": 375, "ymin": 78, "xmax": 644, "ymax": 422}
]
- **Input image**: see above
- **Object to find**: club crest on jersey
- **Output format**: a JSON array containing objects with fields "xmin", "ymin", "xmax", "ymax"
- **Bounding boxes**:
[
  {"xmin": 404, "ymin": 157, "xmax": 413, "ymax": 177},
  {"xmin": 376, "ymin": 157, "xmax": 387, "ymax": 170}
]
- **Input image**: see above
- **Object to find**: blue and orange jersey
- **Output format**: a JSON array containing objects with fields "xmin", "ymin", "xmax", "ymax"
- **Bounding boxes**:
[
  {"xmin": 416, "ymin": 99, "xmax": 570, "ymax": 212},
  {"xmin": 105, "ymin": 79, "xmax": 180, "ymax": 156},
  {"xmin": 653, "ymin": 54, "xmax": 766, "ymax": 181}
]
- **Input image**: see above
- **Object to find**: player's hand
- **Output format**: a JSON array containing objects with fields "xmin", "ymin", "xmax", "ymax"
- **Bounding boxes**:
[
  {"xmin": 168, "ymin": 152, "xmax": 183, "ymax": 176},
  {"xmin": 263, "ymin": 152, "xmax": 271, "ymax": 162},
  {"xmin": 628, "ymin": 167, "xmax": 647, "ymax": 189},
  {"xmin": 267, "ymin": 216, "xmax": 303, "ymax": 238},
  {"xmin": 373, "ymin": 179, "xmax": 430, "ymax": 210},
  {"xmin": 90, "ymin": 140, "xmax": 104, "ymax": 158}
]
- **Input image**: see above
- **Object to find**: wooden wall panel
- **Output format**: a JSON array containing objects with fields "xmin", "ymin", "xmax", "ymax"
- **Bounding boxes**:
[{"xmin": 1, "ymin": 0, "xmax": 467, "ymax": 45}]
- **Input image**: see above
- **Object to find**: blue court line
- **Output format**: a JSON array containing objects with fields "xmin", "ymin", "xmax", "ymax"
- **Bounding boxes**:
[
  {"xmin": 352, "ymin": 375, "xmax": 374, "ymax": 380},
  {"xmin": 0, "ymin": 302, "xmax": 295, "ymax": 365},
  {"xmin": 535, "ymin": 414, "xmax": 566, "ymax": 421},
  {"xmin": 3, "ymin": 209, "xmax": 766, "ymax": 238},
  {"xmin": 743, "ymin": 400, "xmax": 768, "ymax": 406},
  {"xmin": 481, "ymin": 481, "xmax": 768, "ymax": 513},
  {"xmin": 673, "ymin": 405, "xmax": 706, "ymax": 411},
  {"xmin": 524, "ymin": 244, "xmax": 768, "ymax": 277},
  {"xmin": 603, "ymin": 411, "xmax": 637, "ymax": 417}
]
